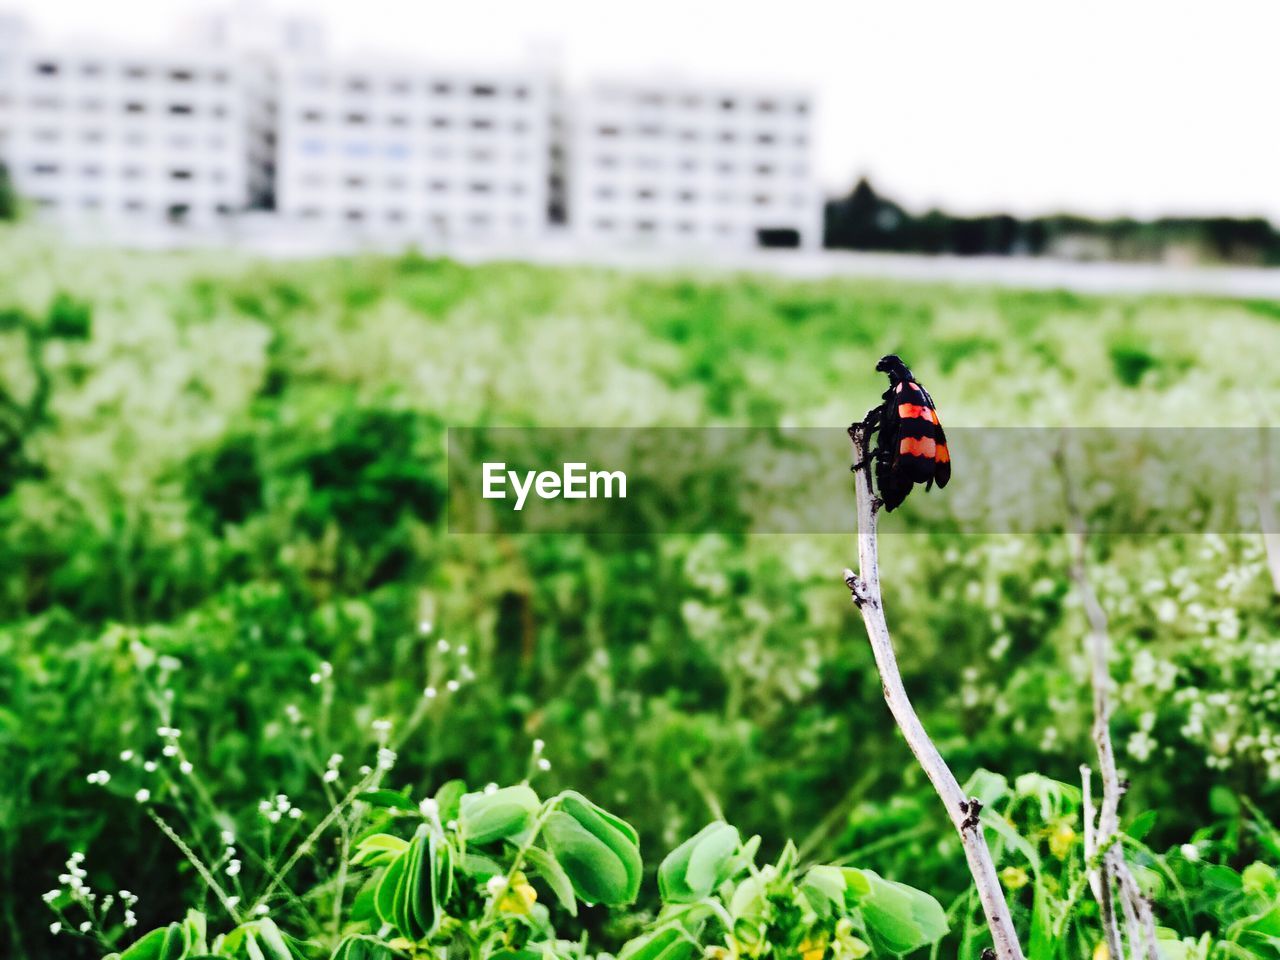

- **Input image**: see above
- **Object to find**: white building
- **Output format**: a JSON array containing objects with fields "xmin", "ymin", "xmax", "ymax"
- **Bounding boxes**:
[
  {"xmin": 274, "ymin": 58, "xmax": 554, "ymax": 241},
  {"xmin": 0, "ymin": 34, "xmax": 273, "ymax": 226},
  {"xmin": 568, "ymin": 77, "xmax": 821, "ymax": 249}
]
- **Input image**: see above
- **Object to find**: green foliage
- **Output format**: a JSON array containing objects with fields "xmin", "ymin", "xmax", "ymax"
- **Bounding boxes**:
[{"xmin": 2, "ymin": 233, "xmax": 1279, "ymax": 959}]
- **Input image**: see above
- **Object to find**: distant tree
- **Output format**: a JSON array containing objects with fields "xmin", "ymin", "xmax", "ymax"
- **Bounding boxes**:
[{"xmin": 0, "ymin": 162, "xmax": 16, "ymax": 221}]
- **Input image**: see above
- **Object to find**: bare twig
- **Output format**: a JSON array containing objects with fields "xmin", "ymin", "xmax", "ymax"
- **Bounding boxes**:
[
  {"xmin": 1260, "ymin": 425, "xmax": 1280, "ymax": 596},
  {"xmin": 844, "ymin": 421, "xmax": 1026, "ymax": 960},
  {"xmin": 1057, "ymin": 447, "xmax": 1160, "ymax": 960}
]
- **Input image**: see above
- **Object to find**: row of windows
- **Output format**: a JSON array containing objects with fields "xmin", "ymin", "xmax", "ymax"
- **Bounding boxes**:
[
  {"xmin": 596, "ymin": 91, "xmax": 807, "ymax": 115},
  {"xmin": 593, "ymin": 125, "xmax": 806, "ymax": 147},
  {"xmin": 294, "ymin": 141, "xmax": 532, "ymax": 164},
  {"xmin": 589, "ymin": 155, "xmax": 808, "ymax": 178},
  {"xmin": 591, "ymin": 218, "xmax": 744, "ymax": 236},
  {"xmin": 33, "ymin": 195, "xmax": 236, "ymax": 214},
  {"xmin": 290, "ymin": 76, "xmax": 532, "ymax": 100},
  {"xmin": 27, "ymin": 162, "xmax": 229, "ymax": 182},
  {"xmin": 6, "ymin": 96, "xmax": 231, "ymax": 117},
  {"xmin": 12, "ymin": 128, "xmax": 233, "ymax": 149},
  {"xmin": 31, "ymin": 61, "xmax": 230, "ymax": 84},
  {"xmin": 292, "ymin": 207, "xmax": 532, "ymax": 228},
  {"xmin": 293, "ymin": 174, "xmax": 532, "ymax": 194},
  {"xmin": 588, "ymin": 185, "xmax": 806, "ymax": 207},
  {"xmin": 293, "ymin": 110, "xmax": 535, "ymax": 133}
]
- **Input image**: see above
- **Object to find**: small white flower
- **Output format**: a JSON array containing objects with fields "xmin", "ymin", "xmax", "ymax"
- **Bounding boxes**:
[
  {"xmin": 179, "ymin": 761, "xmax": 194, "ymax": 775},
  {"xmin": 43, "ymin": 890, "xmax": 59, "ymax": 902},
  {"xmin": 119, "ymin": 750, "xmax": 134, "ymax": 761},
  {"xmin": 326, "ymin": 753, "xmax": 343, "ymax": 768},
  {"xmin": 446, "ymin": 679, "xmax": 460, "ymax": 692},
  {"xmin": 226, "ymin": 896, "xmax": 239, "ymax": 909},
  {"xmin": 372, "ymin": 719, "xmax": 391, "ymax": 733},
  {"xmin": 487, "ymin": 875, "xmax": 508, "ymax": 897},
  {"xmin": 537, "ymin": 758, "xmax": 552, "ymax": 771},
  {"xmin": 457, "ymin": 644, "xmax": 469, "ymax": 655},
  {"xmin": 267, "ymin": 810, "xmax": 281, "ymax": 824},
  {"xmin": 226, "ymin": 859, "xmax": 241, "ymax": 877},
  {"xmin": 221, "ymin": 830, "xmax": 235, "ymax": 845},
  {"xmin": 162, "ymin": 744, "xmax": 179, "ymax": 757},
  {"xmin": 309, "ymin": 673, "xmax": 322, "ymax": 684},
  {"xmin": 135, "ymin": 788, "xmax": 151, "ymax": 803},
  {"xmin": 123, "ymin": 911, "xmax": 137, "ymax": 928},
  {"xmin": 419, "ymin": 619, "xmax": 433, "ymax": 634},
  {"xmin": 143, "ymin": 761, "xmax": 158, "ymax": 773},
  {"xmin": 119, "ymin": 890, "xmax": 134, "ymax": 901},
  {"xmin": 377, "ymin": 748, "xmax": 397, "ymax": 771},
  {"xmin": 79, "ymin": 921, "xmax": 92, "ymax": 932},
  {"xmin": 423, "ymin": 686, "xmax": 438, "ymax": 699},
  {"xmin": 533, "ymin": 739, "xmax": 545, "ymax": 752},
  {"xmin": 289, "ymin": 807, "xmax": 303, "ymax": 819},
  {"xmin": 49, "ymin": 922, "xmax": 61, "ymax": 935},
  {"xmin": 484, "ymin": 782, "xmax": 498, "ymax": 794},
  {"xmin": 419, "ymin": 797, "xmax": 438, "ymax": 817},
  {"xmin": 436, "ymin": 639, "xmax": 450, "ymax": 652},
  {"xmin": 1181, "ymin": 843, "xmax": 1201, "ymax": 862},
  {"xmin": 254, "ymin": 903, "xmax": 269, "ymax": 916},
  {"xmin": 323, "ymin": 769, "xmax": 339, "ymax": 783}
]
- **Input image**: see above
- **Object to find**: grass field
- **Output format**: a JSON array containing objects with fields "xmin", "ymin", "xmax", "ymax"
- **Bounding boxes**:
[{"xmin": 2, "ymin": 230, "xmax": 1279, "ymax": 960}]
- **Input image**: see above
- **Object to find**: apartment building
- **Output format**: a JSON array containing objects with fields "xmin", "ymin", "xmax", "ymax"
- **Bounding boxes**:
[
  {"xmin": 274, "ymin": 58, "xmax": 553, "ymax": 240},
  {"xmin": 568, "ymin": 78, "xmax": 821, "ymax": 249},
  {"xmin": 0, "ymin": 33, "xmax": 273, "ymax": 225}
]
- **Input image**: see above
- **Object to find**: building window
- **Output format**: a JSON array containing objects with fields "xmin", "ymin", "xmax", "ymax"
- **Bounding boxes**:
[
  {"xmin": 470, "ymin": 117, "xmax": 493, "ymax": 130},
  {"xmin": 170, "ymin": 69, "xmax": 194, "ymax": 82},
  {"xmin": 32, "ymin": 163, "xmax": 60, "ymax": 175},
  {"xmin": 345, "ymin": 209, "xmax": 364, "ymax": 221},
  {"xmin": 170, "ymin": 169, "xmax": 194, "ymax": 181},
  {"xmin": 124, "ymin": 65, "xmax": 148, "ymax": 79},
  {"xmin": 597, "ymin": 125, "xmax": 620, "ymax": 138},
  {"xmin": 125, "ymin": 101, "xmax": 147, "ymax": 114},
  {"xmin": 514, "ymin": 85, "xmax": 529, "ymax": 99},
  {"xmin": 301, "ymin": 109, "xmax": 324, "ymax": 123},
  {"xmin": 719, "ymin": 97, "xmax": 736, "ymax": 111},
  {"xmin": 345, "ymin": 112, "xmax": 368, "ymax": 125},
  {"xmin": 756, "ymin": 133, "xmax": 775, "ymax": 145},
  {"xmin": 432, "ymin": 81, "xmax": 452, "ymax": 95},
  {"xmin": 429, "ymin": 180, "xmax": 449, "ymax": 193},
  {"xmin": 471, "ymin": 84, "xmax": 497, "ymax": 97},
  {"xmin": 34, "ymin": 61, "xmax": 59, "ymax": 76},
  {"xmin": 594, "ymin": 218, "xmax": 614, "ymax": 231},
  {"xmin": 346, "ymin": 76, "xmax": 369, "ymax": 93},
  {"xmin": 81, "ymin": 63, "xmax": 102, "ymax": 77},
  {"xmin": 169, "ymin": 103, "xmax": 195, "ymax": 116},
  {"xmin": 757, "ymin": 99, "xmax": 777, "ymax": 113},
  {"xmin": 430, "ymin": 116, "xmax": 451, "ymax": 129},
  {"xmin": 468, "ymin": 181, "xmax": 491, "ymax": 194}
]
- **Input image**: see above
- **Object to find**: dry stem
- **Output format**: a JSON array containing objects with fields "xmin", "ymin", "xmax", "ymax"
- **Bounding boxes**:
[{"xmin": 844, "ymin": 420, "xmax": 1026, "ymax": 960}]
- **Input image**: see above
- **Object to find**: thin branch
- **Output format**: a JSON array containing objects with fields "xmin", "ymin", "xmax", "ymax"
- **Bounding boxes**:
[
  {"xmin": 1260, "ymin": 425, "xmax": 1280, "ymax": 597},
  {"xmin": 1057, "ymin": 446, "xmax": 1160, "ymax": 960},
  {"xmin": 844, "ymin": 420, "xmax": 1026, "ymax": 960}
]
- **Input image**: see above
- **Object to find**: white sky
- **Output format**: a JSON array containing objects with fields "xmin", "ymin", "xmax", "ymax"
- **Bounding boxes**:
[{"xmin": 12, "ymin": 0, "xmax": 1280, "ymax": 219}]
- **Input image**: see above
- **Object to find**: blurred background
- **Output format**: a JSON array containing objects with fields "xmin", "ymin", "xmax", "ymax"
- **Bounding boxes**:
[{"xmin": 2, "ymin": 3, "xmax": 1280, "ymax": 960}]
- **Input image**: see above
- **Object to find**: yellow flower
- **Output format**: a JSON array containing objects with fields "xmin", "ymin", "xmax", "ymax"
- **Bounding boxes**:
[
  {"xmin": 798, "ymin": 932, "xmax": 828, "ymax": 960},
  {"xmin": 1093, "ymin": 940, "xmax": 1109, "ymax": 960},
  {"xmin": 999, "ymin": 866, "xmax": 1030, "ymax": 891},
  {"xmin": 1049, "ymin": 822, "xmax": 1077, "ymax": 859},
  {"xmin": 496, "ymin": 873, "xmax": 538, "ymax": 915}
]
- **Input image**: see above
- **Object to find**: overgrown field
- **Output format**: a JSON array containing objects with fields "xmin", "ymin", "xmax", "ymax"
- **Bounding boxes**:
[{"xmin": 2, "ymin": 230, "xmax": 1279, "ymax": 960}]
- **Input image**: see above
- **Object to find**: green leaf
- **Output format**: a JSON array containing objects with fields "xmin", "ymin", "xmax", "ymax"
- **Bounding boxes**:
[
  {"xmin": 619, "ymin": 925, "xmax": 696, "ymax": 960},
  {"xmin": 800, "ymin": 865, "xmax": 847, "ymax": 917},
  {"xmin": 117, "ymin": 927, "xmax": 172, "ymax": 960},
  {"xmin": 550, "ymin": 791, "xmax": 641, "ymax": 904},
  {"xmin": 964, "ymin": 769, "xmax": 1009, "ymax": 807},
  {"xmin": 524, "ymin": 844, "xmax": 579, "ymax": 916},
  {"xmin": 374, "ymin": 850, "xmax": 407, "ymax": 930},
  {"xmin": 331, "ymin": 936, "xmax": 396, "ymax": 960},
  {"xmin": 1127, "ymin": 809, "xmax": 1158, "ymax": 841},
  {"xmin": 659, "ymin": 821, "xmax": 740, "ymax": 903},
  {"xmin": 359, "ymin": 789, "xmax": 414, "ymax": 813},
  {"xmin": 352, "ymin": 833, "xmax": 410, "ymax": 867},
  {"xmin": 542, "ymin": 809, "xmax": 633, "ymax": 905},
  {"xmin": 460, "ymin": 785, "xmax": 541, "ymax": 845},
  {"xmin": 434, "ymin": 779, "xmax": 467, "ymax": 822},
  {"xmin": 842, "ymin": 868, "xmax": 948, "ymax": 955}
]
